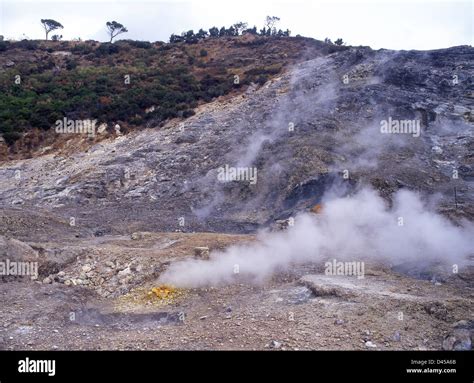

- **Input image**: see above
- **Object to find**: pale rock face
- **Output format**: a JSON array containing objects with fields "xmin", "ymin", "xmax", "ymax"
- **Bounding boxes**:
[
  {"xmin": 0, "ymin": 236, "xmax": 38, "ymax": 261},
  {"xmin": 0, "ymin": 46, "xmax": 472, "ymax": 236},
  {"xmin": 51, "ymin": 51, "xmax": 72, "ymax": 57}
]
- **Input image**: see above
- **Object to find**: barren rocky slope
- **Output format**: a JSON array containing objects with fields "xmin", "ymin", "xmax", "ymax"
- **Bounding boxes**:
[
  {"xmin": 1, "ymin": 45, "xmax": 473, "ymax": 236},
  {"xmin": 0, "ymin": 41, "xmax": 473, "ymax": 350}
]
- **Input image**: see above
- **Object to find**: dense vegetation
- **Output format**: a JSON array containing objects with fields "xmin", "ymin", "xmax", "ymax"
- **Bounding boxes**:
[
  {"xmin": 0, "ymin": 19, "xmax": 342, "ymax": 148},
  {"xmin": 169, "ymin": 24, "xmax": 291, "ymax": 44},
  {"xmin": 0, "ymin": 41, "xmax": 239, "ymax": 144},
  {"xmin": 0, "ymin": 65, "xmax": 218, "ymax": 143}
]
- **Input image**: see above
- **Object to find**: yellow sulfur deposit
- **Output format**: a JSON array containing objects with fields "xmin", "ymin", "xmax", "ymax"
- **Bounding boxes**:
[
  {"xmin": 310, "ymin": 204, "xmax": 323, "ymax": 214},
  {"xmin": 114, "ymin": 285, "xmax": 186, "ymax": 311},
  {"xmin": 148, "ymin": 285, "xmax": 179, "ymax": 300}
]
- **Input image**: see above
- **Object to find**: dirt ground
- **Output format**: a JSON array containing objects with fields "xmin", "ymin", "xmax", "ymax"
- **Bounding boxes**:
[{"xmin": 0, "ymin": 232, "xmax": 472, "ymax": 350}]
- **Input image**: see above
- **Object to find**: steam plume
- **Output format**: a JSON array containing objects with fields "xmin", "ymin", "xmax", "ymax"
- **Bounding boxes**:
[{"xmin": 159, "ymin": 187, "xmax": 474, "ymax": 287}]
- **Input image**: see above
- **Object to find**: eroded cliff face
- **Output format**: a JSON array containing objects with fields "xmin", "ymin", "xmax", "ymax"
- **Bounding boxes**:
[{"xmin": 1, "ymin": 45, "xmax": 472, "ymax": 237}]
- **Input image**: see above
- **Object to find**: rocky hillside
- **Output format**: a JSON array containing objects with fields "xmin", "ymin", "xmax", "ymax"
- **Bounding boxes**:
[
  {"xmin": 0, "ymin": 38, "xmax": 473, "ymax": 238},
  {"xmin": 0, "ymin": 36, "xmax": 473, "ymax": 353},
  {"xmin": 0, "ymin": 35, "xmax": 336, "ymax": 157}
]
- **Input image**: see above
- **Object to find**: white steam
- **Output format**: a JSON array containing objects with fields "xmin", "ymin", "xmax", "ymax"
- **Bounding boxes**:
[{"xmin": 159, "ymin": 187, "xmax": 473, "ymax": 288}]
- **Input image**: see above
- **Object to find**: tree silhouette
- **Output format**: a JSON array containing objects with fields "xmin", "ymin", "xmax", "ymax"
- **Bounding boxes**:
[
  {"xmin": 244, "ymin": 26, "xmax": 258, "ymax": 35},
  {"xmin": 208, "ymin": 27, "xmax": 219, "ymax": 37},
  {"xmin": 196, "ymin": 28, "xmax": 209, "ymax": 39},
  {"xmin": 264, "ymin": 16, "xmax": 280, "ymax": 35},
  {"xmin": 40, "ymin": 19, "xmax": 63, "ymax": 40},
  {"xmin": 106, "ymin": 21, "xmax": 128, "ymax": 43},
  {"xmin": 233, "ymin": 22, "xmax": 248, "ymax": 35}
]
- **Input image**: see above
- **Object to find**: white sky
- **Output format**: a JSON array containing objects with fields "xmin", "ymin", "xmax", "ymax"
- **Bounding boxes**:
[{"xmin": 0, "ymin": 0, "xmax": 472, "ymax": 50}]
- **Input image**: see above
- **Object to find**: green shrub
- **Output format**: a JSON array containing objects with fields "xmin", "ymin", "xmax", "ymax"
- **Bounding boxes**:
[
  {"xmin": 0, "ymin": 41, "xmax": 9, "ymax": 52},
  {"xmin": 126, "ymin": 40, "xmax": 152, "ymax": 49},
  {"xmin": 244, "ymin": 64, "xmax": 282, "ymax": 76},
  {"xmin": 66, "ymin": 59, "xmax": 78, "ymax": 70},
  {"xmin": 13, "ymin": 40, "xmax": 38, "ymax": 50},
  {"xmin": 71, "ymin": 44, "xmax": 94, "ymax": 55},
  {"xmin": 182, "ymin": 109, "xmax": 195, "ymax": 118},
  {"xmin": 256, "ymin": 75, "xmax": 269, "ymax": 85},
  {"xmin": 95, "ymin": 43, "xmax": 120, "ymax": 56},
  {"xmin": 2, "ymin": 131, "xmax": 22, "ymax": 145}
]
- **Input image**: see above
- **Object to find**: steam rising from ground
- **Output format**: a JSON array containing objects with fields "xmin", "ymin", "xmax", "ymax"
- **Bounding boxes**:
[
  {"xmin": 193, "ymin": 56, "xmax": 340, "ymax": 219},
  {"xmin": 168, "ymin": 53, "xmax": 474, "ymax": 287},
  {"xmin": 159, "ymin": 188, "xmax": 473, "ymax": 288}
]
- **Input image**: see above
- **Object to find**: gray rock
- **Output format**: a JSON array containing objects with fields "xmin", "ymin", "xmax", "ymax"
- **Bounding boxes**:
[
  {"xmin": 452, "ymin": 320, "xmax": 474, "ymax": 330},
  {"xmin": 269, "ymin": 340, "xmax": 282, "ymax": 349},
  {"xmin": 392, "ymin": 331, "xmax": 401, "ymax": 342},
  {"xmin": 194, "ymin": 247, "xmax": 210, "ymax": 260},
  {"xmin": 442, "ymin": 329, "xmax": 471, "ymax": 350},
  {"xmin": 118, "ymin": 267, "xmax": 131, "ymax": 278},
  {"xmin": 131, "ymin": 232, "xmax": 151, "ymax": 240}
]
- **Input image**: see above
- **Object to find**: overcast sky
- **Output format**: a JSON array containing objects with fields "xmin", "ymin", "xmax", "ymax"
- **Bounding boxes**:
[{"xmin": 0, "ymin": 0, "xmax": 472, "ymax": 50}]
